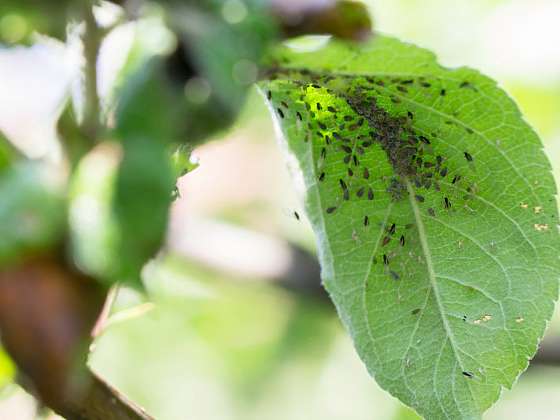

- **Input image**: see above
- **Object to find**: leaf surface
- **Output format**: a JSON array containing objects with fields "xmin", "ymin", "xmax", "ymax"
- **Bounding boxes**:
[{"xmin": 261, "ymin": 35, "xmax": 560, "ymax": 419}]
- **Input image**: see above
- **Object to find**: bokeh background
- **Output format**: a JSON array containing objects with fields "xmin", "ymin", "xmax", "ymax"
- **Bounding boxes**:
[{"xmin": 1, "ymin": 0, "xmax": 560, "ymax": 418}]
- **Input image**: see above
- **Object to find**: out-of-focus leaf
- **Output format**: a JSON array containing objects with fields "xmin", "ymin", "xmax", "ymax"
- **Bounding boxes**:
[
  {"xmin": 69, "ymin": 139, "xmax": 175, "ymax": 287},
  {"xmin": 262, "ymin": 35, "xmax": 560, "ymax": 419},
  {"xmin": 0, "ymin": 161, "xmax": 65, "ymax": 267},
  {"xmin": 157, "ymin": 0, "xmax": 277, "ymax": 143},
  {"xmin": 0, "ymin": 0, "xmax": 75, "ymax": 43},
  {"xmin": 0, "ymin": 133, "xmax": 21, "ymax": 174},
  {"xmin": 114, "ymin": 136, "xmax": 175, "ymax": 284},
  {"xmin": 0, "ymin": 347, "xmax": 15, "ymax": 390}
]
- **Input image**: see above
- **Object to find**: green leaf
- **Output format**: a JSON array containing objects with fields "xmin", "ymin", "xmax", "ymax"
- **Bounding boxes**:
[
  {"xmin": 261, "ymin": 35, "xmax": 560, "ymax": 419},
  {"xmin": 69, "ymin": 140, "xmax": 175, "ymax": 287},
  {"xmin": 0, "ymin": 347, "xmax": 15, "ymax": 390},
  {"xmin": 0, "ymin": 161, "xmax": 65, "ymax": 267}
]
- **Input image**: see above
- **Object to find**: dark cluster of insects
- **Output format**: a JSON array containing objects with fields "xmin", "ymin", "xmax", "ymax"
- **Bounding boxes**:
[{"xmin": 266, "ymin": 71, "xmax": 479, "ymax": 284}]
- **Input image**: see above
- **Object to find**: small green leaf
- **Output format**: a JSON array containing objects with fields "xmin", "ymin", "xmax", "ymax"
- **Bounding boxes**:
[
  {"xmin": 262, "ymin": 35, "xmax": 560, "ymax": 419},
  {"xmin": 0, "ymin": 347, "xmax": 15, "ymax": 389}
]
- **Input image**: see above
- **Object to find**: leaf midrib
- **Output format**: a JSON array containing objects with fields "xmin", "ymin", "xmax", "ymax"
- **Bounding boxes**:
[{"xmin": 405, "ymin": 178, "xmax": 479, "ymax": 415}]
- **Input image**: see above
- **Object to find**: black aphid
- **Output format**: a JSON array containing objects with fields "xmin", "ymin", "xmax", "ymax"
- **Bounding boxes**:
[
  {"xmin": 400, "ymin": 235, "xmax": 405, "ymax": 246},
  {"xmin": 266, "ymin": 90, "xmax": 272, "ymax": 100},
  {"xmin": 440, "ymin": 89, "xmax": 446, "ymax": 96},
  {"xmin": 440, "ymin": 167, "xmax": 448, "ymax": 177},
  {"xmin": 415, "ymin": 195, "xmax": 425, "ymax": 203},
  {"xmin": 362, "ymin": 141, "xmax": 372, "ymax": 147},
  {"xmin": 397, "ymin": 86, "xmax": 408, "ymax": 93},
  {"xmin": 462, "ymin": 371, "xmax": 474, "ymax": 378},
  {"xmin": 296, "ymin": 111, "xmax": 303, "ymax": 121},
  {"xmin": 412, "ymin": 308, "xmax": 421, "ymax": 315},
  {"xmin": 353, "ymin": 155, "xmax": 359, "ymax": 166},
  {"xmin": 281, "ymin": 101, "xmax": 289, "ymax": 108},
  {"xmin": 363, "ymin": 168, "xmax": 370, "ymax": 179},
  {"xmin": 311, "ymin": 83, "xmax": 321, "ymax": 89},
  {"xmin": 318, "ymin": 122, "xmax": 327, "ymax": 130},
  {"xmin": 382, "ymin": 236, "xmax": 391, "ymax": 246},
  {"xmin": 383, "ymin": 254, "xmax": 389, "ymax": 265},
  {"xmin": 319, "ymin": 172, "xmax": 325, "ymax": 182},
  {"xmin": 357, "ymin": 187, "xmax": 365, "ymax": 198},
  {"xmin": 321, "ymin": 148, "xmax": 327, "ymax": 159},
  {"xmin": 326, "ymin": 206, "xmax": 337, "ymax": 214},
  {"xmin": 419, "ymin": 136, "xmax": 431, "ymax": 145},
  {"xmin": 444, "ymin": 197, "xmax": 451, "ymax": 209},
  {"xmin": 333, "ymin": 132, "xmax": 341, "ymax": 140},
  {"xmin": 420, "ymin": 82, "xmax": 431, "ymax": 88},
  {"xmin": 294, "ymin": 211, "xmax": 300, "ymax": 220},
  {"xmin": 344, "ymin": 115, "xmax": 353, "ymax": 122},
  {"xmin": 428, "ymin": 208, "xmax": 435, "ymax": 217},
  {"xmin": 390, "ymin": 271, "xmax": 400, "ymax": 280},
  {"xmin": 347, "ymin": 168, "xmax": 354, "ymax": 177},
  {"xmin": 401, "ymin": 79, "xmax": 414, "ymax": 85},
  {"xmin": 464, "ymin": 151, "xmax": 473, "ymax": 162},
  {"xmin": 277, "ymin": 108, "xmax": 284, "ymax": 118},
  {"xmin": 343, "ymin": 190, "xmax": 350, "ymax": 200},
  {"xmin": 407, "ymin": 111, "xmax": 414, "ymax": 119},
  {"xmin": 466, "ymin": 127, "xmax": 474, "ymax": 134},
  {"xmin": 459, "ymin": 81, "xmax": 471, "ymax": 89},
  {"xmin": 341, "ymin": 145, "xmax": 352, "ymax": 154},
  {"xmin": 364, "ymin": 215, "xmax": 369, "ymax": 226},
  {"xmin": 325, "ymin": 135, "xmax": 331, "ymax": 145},
  {"xmin": 452, "ymin": 175, "xmax": 461, "ymax": 184},
  {"xmin": 327, "ymin": 106, "xmax": 336, "ymax": 113},
  {"xmin": 316, "ymin": 102, "xmax": 322, "ymax": 111},
  {"xmin": 388, "ymin": 223, "xmax": 396, "ymax": 235},
  {"xmin": 367, "ymin": 188, "xmax": 374, "ymax": 200},
  {"xmin": 305, "ymin": 102, "xmax": 311, "ymax": 111},
  {"xmin": 344, "ymin": 155, "xmax": 351, "ymax": 164},
  {"xmin": 339, "ymin": 179, "xmax": 347, "ymax": 190}
]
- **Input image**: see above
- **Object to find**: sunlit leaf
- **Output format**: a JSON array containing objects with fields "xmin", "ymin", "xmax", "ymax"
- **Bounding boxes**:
[{"xmin": 262, "ymin": 35, "xmax": 560, "ymax": 419}]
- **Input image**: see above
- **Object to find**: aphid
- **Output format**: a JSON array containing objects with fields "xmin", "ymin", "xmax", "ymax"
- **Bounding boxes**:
[
  {"xmin": 363, "ymin": 168, "xmax": 370, "ymax": 179},
  {"xmin": 420, "ymin": 82, "xmax": 432, "ymax": 88},
  {"xmin": 326, "ymin": 206, "xmax": 337, "ymax": 214},
  {"xmin": 452, "ymin": 175, "xmax": 461, "ymax": 184},
  {"xmin": 344, "ymin": 155, "xmax": 351, "ymax": 164},
  {"xmin": 375, "ymin": 80, "xmax": 385, "ymax": 86},
  {"xmin": 356, "ymin": 187, "xmax": 365, "ymax": 198},
  {"xmin": 407, "ymin": 111, "xmax": 414, "ymax": 119},
  {"xmin": 321, "ymin": 148, "xmax": 327, "ymax": 159},
  {"xmin": 367, "ymin": 188, "xmax": 374, "ymax": 200},
  {"xmin": 356, "ymin": 147, "xmax": 365, "ymax": 156},
  {"xmin": 328, "ymin": 106, "xmax": 336, "ymax": 113},
  {"xmin": 397, "ymin": 86, "xmax": 408, "ymax": 93},
  {"xmin": 296, "ymin": 111, "xmax": 303, "ymax": 121},
  {"xmin": 462, "ymin": 371, "xmax": 474, "ymax": 378},
  {"xmin": 464, "ymin": 151, "xmax": 473, "ymax": 162},
  {"xmin": 353, "ymin": 155, "xmax": 359, "ymax": 166},
  {"xmin": 277, "ymin": 108, "xmax": 284, "ymax": 118},
  {"xmin": 362, "ymin": 141, "xmax": 372, "ymax": 148},
  {"xmin": 318, "ymin": 172, "xmax": 325, "ymax": 182},
  {"xmin": 400, "ymin": 235, "xmax": 405, "ymax": 246},
  {"xmin": 344, "ymin": 115, "xmax": 353, "ymax": 122},
  {"xmin": 388, "ymin": 223, "xmax": 396, "ymax": 235},
  {"xmin": 343, "ymin": 189, "xmax": 350, "ymax": 200},
  {"xmin": 325, "ymin": 135, "xmax": 331, "ymax": 145},
  {"xmin": 316, "ymin": 102, "xmax": 322, "ymax": 111},
  {"xmin": 339, "ymin": 179, "xmax": 347, "ymax": 190},
  {"xmin": 390, "ymin": 271, "xmax": 400, "ymax": 280},
  {"xmin": 341, "ymin": 145, "xmax": 352, "ymax": 154},
  {"xmin": 415, "ymin": 195, "xmax": 425, "ymax": 203},
  {"xmin": 363, "ymin": 215, "xmax": 369, "ymax": 226},
  {"xmin": 440, "ymin": 167, "xmax": 448, "ymax": 177},
  {"xmin": 412, "ymin": 308, "xmax": 421, "ymax": 315},
  {"xmin": 281, "ymin": 101, "xmax": 289, "ymax": 108},
  {"xmin": 347, "ymin": 168, "xmax": 354, "ymax": 177},
  {"xmin": 293, "ymin": 211, "xmax": 300, "ymax": 220},
  {"xmin": 383, "ymin": 254, "xmax": 389, "ymax": 265},
  {"xmin": 444, "ymin": 197, "xmax": 451, "ymax": 209},
  {"xmin": 428, "ymin": 208, "xmax": 435, "ymax": 217},
  {"xmin": 382, "ymin": 236, "xmax": 391, "ymax": 246},
  {"xmin": 419, "ymin": 135, "xmax": 430, "ymax": 145},
  {"xmin": 305, "ymin": 102, "xmax": 311, "ymax": 111},
  {"xmin": 462, "ymin": 315, "xmax": 467, "ymax": 322},
  {"xmin": 459, "ymin": 81, "xmax": 471, "ymax": 89},
  {"xmin": 266, "ymin": 90, "xmax": 272, "ymax": 100},
  {"xmin": 333, "ymin": 132, "xmax": 341, "ymax": 140},
  {"xmin": 440, "ymin": 89, "xmax": 446, "ymax": 96},
  {"xmin": 466, "ymin": 127, "xmax": 474, "ymax": 134},
  {"xmin": 401, "ymin": 79, "xmax": 414, "ymax": 85},
  {"xmin": 318, "ymin": 122, "xmax": 327, "ymax": 130}
]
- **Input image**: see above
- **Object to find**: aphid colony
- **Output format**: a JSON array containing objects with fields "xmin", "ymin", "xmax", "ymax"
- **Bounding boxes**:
[{"xmin": 266, "ymin": 72, "xmax": 479, "ymax": 284}]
